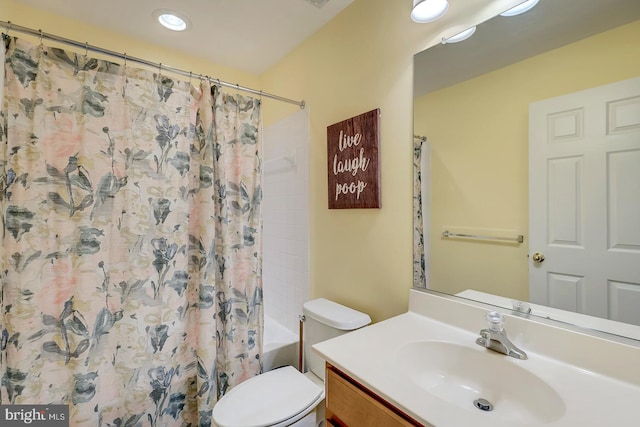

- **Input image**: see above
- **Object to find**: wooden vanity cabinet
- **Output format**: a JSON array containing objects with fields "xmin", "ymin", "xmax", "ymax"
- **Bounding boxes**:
[{"xmin": 325, "ymin": 364, "xmax": 423, "ymax": 427}]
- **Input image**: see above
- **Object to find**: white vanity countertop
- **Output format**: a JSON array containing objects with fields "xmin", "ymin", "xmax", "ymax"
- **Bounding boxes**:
[{"xmin": 313, "ymin": 291, "xmax": 640, "ymax": 427}]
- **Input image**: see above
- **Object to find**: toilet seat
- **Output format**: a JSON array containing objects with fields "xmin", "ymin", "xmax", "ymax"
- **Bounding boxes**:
[{"xmin": 212, "ymin": 366, "xmax": 324, "ymax": 427}]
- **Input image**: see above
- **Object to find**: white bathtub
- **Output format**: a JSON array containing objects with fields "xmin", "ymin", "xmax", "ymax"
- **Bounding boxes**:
[{"xmin": 263, "ymin": 315, "xmax": 299, "ymax": 372}]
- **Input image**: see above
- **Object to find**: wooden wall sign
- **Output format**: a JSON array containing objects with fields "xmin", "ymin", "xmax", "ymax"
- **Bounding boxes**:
[{"xmin": 327, "ymin": 108, "xmax": 381, "ymax": 209}]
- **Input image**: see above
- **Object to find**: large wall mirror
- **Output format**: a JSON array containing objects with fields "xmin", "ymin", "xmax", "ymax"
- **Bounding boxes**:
[{"xmin": 413, "ymin": 0, "xmax": 640, "ymax": 340}]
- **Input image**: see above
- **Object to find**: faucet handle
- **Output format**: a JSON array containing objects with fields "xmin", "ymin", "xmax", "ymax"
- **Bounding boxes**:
[
  {"xmin": 512, "ymin": 300, "xmax": 532, "ymax": 315},
  {"xmin": 485, "ymin": 311, "xmax": 504, "ymax": 332}
]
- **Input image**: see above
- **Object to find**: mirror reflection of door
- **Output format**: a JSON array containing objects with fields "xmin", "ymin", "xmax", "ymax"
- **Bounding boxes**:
[{"xmin": 529, "ymin": 77, "xmax": 640, "ymax": 326}]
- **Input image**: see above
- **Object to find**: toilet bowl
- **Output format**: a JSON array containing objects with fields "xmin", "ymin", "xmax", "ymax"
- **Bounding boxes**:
[{"xmin": 212, "ymin": 298, "xmax": 371, "ymax": 427}]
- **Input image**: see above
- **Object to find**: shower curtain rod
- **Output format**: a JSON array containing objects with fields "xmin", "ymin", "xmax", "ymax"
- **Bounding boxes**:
[{"xmin": 0, "ymin": 20, "xmax": 306, "ymax": 109}]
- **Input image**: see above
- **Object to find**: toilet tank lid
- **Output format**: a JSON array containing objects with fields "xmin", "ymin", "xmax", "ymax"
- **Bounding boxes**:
[{"xmin": 303, "ymin": 298, "xmax": 371, "ymax": 330}]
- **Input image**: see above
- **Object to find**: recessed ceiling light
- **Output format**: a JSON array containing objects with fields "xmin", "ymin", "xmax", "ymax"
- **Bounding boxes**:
[
  {"xmin": 442, "ymin": 26, "xmax": 477, "ymax": 44},
  {"xmin": 411, "ymin": 0, "xmax": 449, "ymax": 24},
  {"xmin": 153, "ymin": 9, "xmax": 191, "ymax": 32},
  {"xmin": 305, "ymin": 0, "xmax": 330, "ymax": 8},
  {"xmin": 500, "ymin": 0, "xmax": 539, "ymax": 17}
]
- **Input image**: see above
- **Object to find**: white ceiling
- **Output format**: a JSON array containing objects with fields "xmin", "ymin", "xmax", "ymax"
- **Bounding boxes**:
[{"xmin": 13, "ymin": 0, "xmax": 353, "ymax": 75}]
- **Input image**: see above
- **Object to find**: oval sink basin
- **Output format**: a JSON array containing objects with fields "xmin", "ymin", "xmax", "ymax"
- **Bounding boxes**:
[{"xmin": 396, "ymin": 341, "xmax": 566, "ymax": 425}]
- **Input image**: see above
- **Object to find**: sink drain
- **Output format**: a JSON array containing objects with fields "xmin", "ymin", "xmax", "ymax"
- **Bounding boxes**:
[{"xmin": 473, "ymin": 398, "xmax": 494, "ymax": 412}]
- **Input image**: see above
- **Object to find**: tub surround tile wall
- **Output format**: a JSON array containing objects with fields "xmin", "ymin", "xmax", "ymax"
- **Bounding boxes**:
[{"xmin": 263, "ymin": 109, "xmax": 310, "ymax": 333}]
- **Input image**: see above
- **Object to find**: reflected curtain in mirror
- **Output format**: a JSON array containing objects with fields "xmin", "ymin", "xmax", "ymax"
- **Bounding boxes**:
[{"xmin": 413, "ymin": 135, "xmax": 427, "ymax": 288}]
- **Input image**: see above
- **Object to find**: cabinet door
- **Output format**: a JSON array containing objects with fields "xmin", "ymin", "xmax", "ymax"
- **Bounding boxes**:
[{"xmin": 325, "ymin": 365, "xmax": 422, "ymax": 427}]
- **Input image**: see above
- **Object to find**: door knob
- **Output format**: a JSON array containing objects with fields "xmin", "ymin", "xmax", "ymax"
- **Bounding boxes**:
[{"xmin": 532, "ymin": 252, "xmax": 545, "ymax": 263}]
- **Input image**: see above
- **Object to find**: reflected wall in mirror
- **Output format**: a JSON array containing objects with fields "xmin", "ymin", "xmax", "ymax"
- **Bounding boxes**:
[{"xmin": 413, "ymin": 0, "xmax": 640, "ymax": 339}]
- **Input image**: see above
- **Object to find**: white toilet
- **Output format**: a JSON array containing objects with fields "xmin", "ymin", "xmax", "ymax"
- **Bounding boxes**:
[{"xmin": 212, "ymin": 298, "xmax": 371, "ymax": 427}]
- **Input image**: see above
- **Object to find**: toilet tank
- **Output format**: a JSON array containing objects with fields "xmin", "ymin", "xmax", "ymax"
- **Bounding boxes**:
[{"xmin": 302, "ymin": 298, "xmax": 371, "ymax": 380}]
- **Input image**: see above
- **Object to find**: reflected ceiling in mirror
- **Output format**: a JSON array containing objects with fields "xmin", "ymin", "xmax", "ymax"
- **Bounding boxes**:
[
  {"xmin": 412, "ymin": 0, "xmax": 640, "ymax": 341},
  {"xmin": 414, "ymin": 0, "xmax": 640, "ymax": 97}
]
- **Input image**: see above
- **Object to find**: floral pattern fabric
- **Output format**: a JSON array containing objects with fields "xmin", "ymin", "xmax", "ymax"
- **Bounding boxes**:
[
  {"xmin": 0, "ymin": 35, "xmax": 263, "ymax": 426},
  {"xmin": 413, "ymin": 137, "xmax": 426, "ymax": 288}
]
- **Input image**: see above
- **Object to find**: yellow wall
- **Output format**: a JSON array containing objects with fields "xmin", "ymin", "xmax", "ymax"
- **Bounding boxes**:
[
  {"xmin": 414, "ymin": 20, "xmax": 640, "ymax": 301},
  {"xmin": 1, "ymin": 0, "xmax": 525, "ymax": 322},
  {"xmin": 258, "ymin": 1, "xmax": 417, "ymax": 321},
  {"xmin": 258, "ymin": 0, "xmax": 524, "ymax": 321}
]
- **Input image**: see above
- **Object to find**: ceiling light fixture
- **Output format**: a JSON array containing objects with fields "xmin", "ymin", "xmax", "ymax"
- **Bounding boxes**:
[
  {"xmin": 153, "ymin": 9, "xmax": 191, "ymax": 32},
  {"xmin": 442, "ymin": 26, "xmax": 477, "ymax": 44},
  {"xmin": 500, "ymin": 0, "xmax": 539, "ymax": 17},
  {"xmin": 305, "ymin": 0, "xmax": 330, "ymax": 8},
  {"xmin": 411, "ymin": 0, "xmax": 449, "ymax": 23}
]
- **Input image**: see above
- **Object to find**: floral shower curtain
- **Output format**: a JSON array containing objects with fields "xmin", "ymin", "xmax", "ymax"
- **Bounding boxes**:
[
  {"xmin": 413, "ymin": 137, "xmax": 426, "ymax": 288},
  {"xmin": 0, "ymin": 35, "xmax": 263, "ymax": 426}
]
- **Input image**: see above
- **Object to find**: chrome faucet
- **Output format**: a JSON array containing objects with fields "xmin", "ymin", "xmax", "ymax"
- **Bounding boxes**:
[{"xmin": 476, "ymin": 311, "xmax": 528, "ymax": 360}]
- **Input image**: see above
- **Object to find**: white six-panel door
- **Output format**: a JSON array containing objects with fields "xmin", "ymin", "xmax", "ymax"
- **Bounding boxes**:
[{"xmin": 529, "ymin": 77, "xmax": 640, "ymax": 326}]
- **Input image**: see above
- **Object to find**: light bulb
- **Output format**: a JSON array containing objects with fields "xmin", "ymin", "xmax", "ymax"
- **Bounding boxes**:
[{"xmin": 153, "ymin": 9, "xmax": 191, "ymax": 32}]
